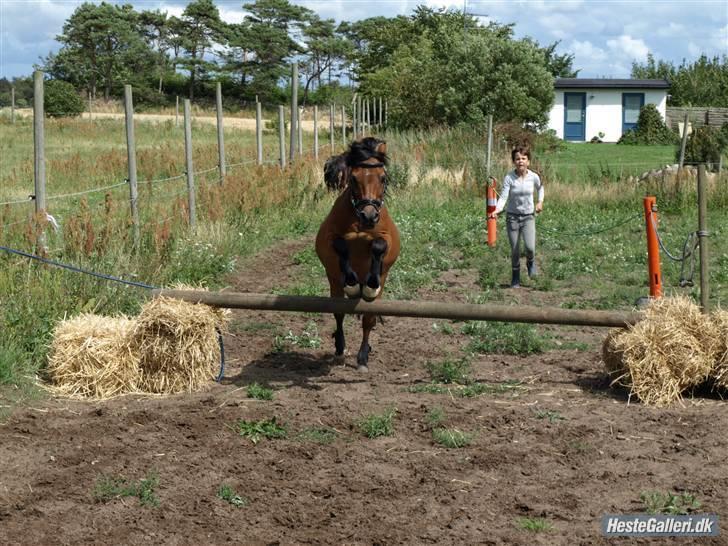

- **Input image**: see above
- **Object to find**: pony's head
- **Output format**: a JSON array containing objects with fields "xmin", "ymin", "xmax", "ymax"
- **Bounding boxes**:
[{"xmin": 345, "ymin": 137, "xmax": 388, "ymax": 228}]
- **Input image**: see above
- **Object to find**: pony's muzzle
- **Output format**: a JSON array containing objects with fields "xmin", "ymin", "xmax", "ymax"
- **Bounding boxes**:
[{"xmin": 359, "ymin": 206, "xmax": 380, "ymax": 228}]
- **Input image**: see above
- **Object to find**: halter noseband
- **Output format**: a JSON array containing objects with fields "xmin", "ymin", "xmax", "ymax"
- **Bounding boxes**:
[{"xmin": 349, "ymin": 161, "xmax": 388, "ymax": 220}]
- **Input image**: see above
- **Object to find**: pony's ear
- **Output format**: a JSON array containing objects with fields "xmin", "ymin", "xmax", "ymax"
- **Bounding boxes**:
[{"xmin": 375, "ymin": 141, "xmax": 387, "ymax": 155}]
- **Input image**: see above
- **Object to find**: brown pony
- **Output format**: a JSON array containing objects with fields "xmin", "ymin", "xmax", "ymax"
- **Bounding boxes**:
[{"xmin": 315, "ymin": 137, "xmax": 400, "ymax": 371}]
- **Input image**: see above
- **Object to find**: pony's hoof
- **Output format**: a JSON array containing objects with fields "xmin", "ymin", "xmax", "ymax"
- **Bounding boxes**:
[
  {"xmin": 357, "ymin": 364, "xmax": 369, "ymax": 372},
  {"xmin": 361, "ymin": 284, "xmax": 381, "ymax": 301},
  {"xmin": 343, "ymin": 284, "xmax": 362, "ymax": 298},
  {"xmin": 334, "ymin": 353, "xmax": 346, "ymax": 365}
]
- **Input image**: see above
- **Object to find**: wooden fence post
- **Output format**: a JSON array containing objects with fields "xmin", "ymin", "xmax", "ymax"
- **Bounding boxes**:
[
  {"xmin": 33, "ymin": 71, "xmax": 47, "ymax": 251},
  {"xmin": 215, "ymin": 82, "xmax": 226, "ymax": 182},
  {"xmin": 183, "ymin": 99, "xmax": 196, "ymax": 229},
  {"xmin": 278, "ymin": 105, "xmax": 286, "ymax": 169},
  {"xmin": 313, "ymin": 105, "xmax": 318, "ymax": 160},
  {"xmin": 329, "ymin": 104, "xmax": 335, "ymax": 151},
  {"xmin": 256, "ymin": 101, "xmax": 263, "ymax": 166},
  {"xmin": 11, "ymin": 86, "xmax": 15, "ymax": 124},
  {"xmin": 697, "ymin": 164, "xmax": 709, "ymax": 312},
  {"xmin": 341, "ymin": 105, "xmax": 346, "ymax": 146},
  {"xmin": 175, "ymin": 96, "xmax": 179, "ymax": 127},
  {"xmin": 123, "ymin": 85, "xmax": 140, "ymax": 248},
  {"xmin": 486, "ymin": 114, "xmax": 493, "ymax": 175},
  {"xmin": 88, "ymin": 90, "xmax": 93, "ymax": 120},
  {"xmin": 289, "ymin": 63, "xmax": 298, "ymax": 164},
  {"xmin": 678, "ymin": 112, "xmax": 689, "ymax": 169},
  {"xmin": 298, "ymin": 106, "xmax": 303, "ymax": 155}
]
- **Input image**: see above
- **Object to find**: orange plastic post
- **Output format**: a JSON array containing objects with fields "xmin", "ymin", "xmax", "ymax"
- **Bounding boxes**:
[
  {"xmin": 643, "ymin": 196, "xmax": 662, "ymax": 298},
  {"xmin": 486, "ymin": 177, "xmax": 497, "ymax": 247}
]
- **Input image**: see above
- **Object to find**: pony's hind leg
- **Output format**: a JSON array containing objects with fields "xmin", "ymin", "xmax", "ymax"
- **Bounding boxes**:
[
  {"xmin": 333, "ymin": 237, "xmax": 361, "ymax": 298},
  {"xmin": 357, "ymin": 314, "xmax": 377, "ymax": 372},
  {"xmin": 362, "ymin": 238, "xmax": 388, "ymax": 302},
  {"xmin": 333, "ymin": 313, "xmax": 346, "ymax": 362}
]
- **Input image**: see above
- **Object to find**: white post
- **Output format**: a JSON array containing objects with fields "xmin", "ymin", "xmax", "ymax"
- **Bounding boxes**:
[
  {"xmin": 313, "ymin": 105, "xmax": 319, "ymax": 160},
  {"xmin": 183, "ymin": 99, "xmax": 196, "ymax": 229},
  {"xmin": 215, "ymin": 82, "xmax": 226, "ymax": 182},
  {"xmin": 124, "ymin": 85, "xmax": 140, "ymax": 248},
  {"xmin": 33, "ymin": 71, "xmax": 47, "ymax": 250},
  {"xmin": 256, "ymin": 101, "xmax": 263, "ymax": 165}
]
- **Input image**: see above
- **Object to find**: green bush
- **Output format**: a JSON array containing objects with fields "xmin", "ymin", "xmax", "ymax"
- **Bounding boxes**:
[
  {"xmin": 618, "ymin": 104, "xmax": 677, "ymax": 145},
  {"xmin": 44, "ymin": 80, "xmax": 84, "ymax": 118},
  {"xmin": 679, "ymin": 125, "xmax": 726, "ymax": 165}
]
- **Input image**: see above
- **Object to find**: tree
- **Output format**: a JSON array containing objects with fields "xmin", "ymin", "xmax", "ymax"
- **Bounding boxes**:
[
  {"xmin": 45, "ymin": 80, "xmax": 85, "ymax": 117},
  {"xmin": 632, "ymin": 54, "xmax": 728, "ymax": 107},
  {"xmin": 241, "ymin": 0, "xmax": 314, "ymax": 100},
  {"xmin": 139, "ymin": 9, "xmax": 173, "ymax": 93},
  {"xmin": 299, "ymin": 15, "xmax": 351, "ymax": 103},
  {"xmin": 48, "ymin": 2, "xmax": 153, "ymax": 100},
  {"xmin": 360, "ymin": 8, "xmax": 554, "ymax": 129},
  {"xmin": 176, "ymin": 0, "xmax": 223, "ymax": 100}
]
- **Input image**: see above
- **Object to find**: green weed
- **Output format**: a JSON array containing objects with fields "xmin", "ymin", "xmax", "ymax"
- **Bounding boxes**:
[
  {"xmin": 432, "ymin": 427, "xmax": 473, "ymax": 448},
  {"xmin": 425, "ymin": 406, "xmax": 446, "ymax": 428},
  {"xmin": 516, "ymin": 517, "xmax": 553, "ymax": 532},
  {"xmin": 424, "ymin": 357, "xmax": 471, "ymax": 384},
  {"xmin": 640, "ymin": 491, "xmax": 701, "ymax": 515},
  {"xmin": 533, "ymin": 408, "xmax": 565, "ymax": 423},
  {"xmin": 246, "ymin": 383, "xmax": 274, "ymax": 401},
  {"xmin": 93, "ymin": 471, "xmax": 160, "ymax": 507},
  {"xmin": 409, "ymin": 380, "xmax": 525, "ymax": 398},
  {"xmin": 272, "ymin": 321, "xmax": 322, "ymax": 351},
  {"xmin": 232, "ymin": 418, "xmax": 287, "ymax": 444},
  {"xmin": 357, "ymin": 408, "xmax": 397, "ymax": 438},
  {"xmin": 297, "ymin": 426, "xmax": 339, "ymax": 445},
  {"xmin": 217, "ymin": 484, "xmax": 248, "ymax": 508},
  {"xmin": 462, "ymin": 321, "xmax": 547, "ymax": 355}
]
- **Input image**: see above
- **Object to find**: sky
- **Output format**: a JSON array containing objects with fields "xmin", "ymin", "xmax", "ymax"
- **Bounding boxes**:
[{"xmin": 0, "ymin": 0, "xmax": 726, "ymax": 80}]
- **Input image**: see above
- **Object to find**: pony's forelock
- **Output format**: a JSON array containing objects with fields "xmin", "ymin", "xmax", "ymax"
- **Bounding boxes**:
[{"xmin": 345, "ymin": 138, "xmax": 388, "ymax": 167}]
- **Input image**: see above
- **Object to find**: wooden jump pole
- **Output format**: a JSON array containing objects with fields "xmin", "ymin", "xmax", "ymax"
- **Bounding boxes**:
[{"xmin": 153, "ymin": 290, "xmax": 643, "ymax": 328}]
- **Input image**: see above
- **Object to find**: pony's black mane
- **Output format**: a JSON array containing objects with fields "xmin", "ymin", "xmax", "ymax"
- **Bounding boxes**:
[
  {"xmin": 345, "ymin": 137, "xmax": 388, "ymax": 167},
  {"xmin": 323, "ymin": 137, "xmax": 387, "ymax": 191}
]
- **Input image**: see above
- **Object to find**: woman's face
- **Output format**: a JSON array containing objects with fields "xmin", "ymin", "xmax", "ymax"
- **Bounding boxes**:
[{"xmin": 513, "ymin": 152, "xmax": 530, "ymax": 174}]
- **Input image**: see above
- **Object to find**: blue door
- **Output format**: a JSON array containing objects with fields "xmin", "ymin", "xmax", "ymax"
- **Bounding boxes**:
[
  {"xmin": 622, "ymin": 93, "xmax": 644, "ymax": 134},
  {"xmin": 563, "ymin": 92, "xmax": 586, "ymax": 141}
]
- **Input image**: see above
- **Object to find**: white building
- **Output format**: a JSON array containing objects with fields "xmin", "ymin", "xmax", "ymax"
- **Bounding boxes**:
[{"xmin": 547, "ymin": 79, "xmax": 670, "ymax": 143}]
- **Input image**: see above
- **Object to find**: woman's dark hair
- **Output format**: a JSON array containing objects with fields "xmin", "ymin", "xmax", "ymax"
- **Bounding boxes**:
[{"xmin": 511, "ymin": 145, "xmax": 531, "ymax": 162}]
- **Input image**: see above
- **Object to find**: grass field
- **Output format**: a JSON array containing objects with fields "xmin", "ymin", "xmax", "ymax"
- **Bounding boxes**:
[{"xmin": 1, "ymin": 116, "xmax": 726, "ymax": 398}]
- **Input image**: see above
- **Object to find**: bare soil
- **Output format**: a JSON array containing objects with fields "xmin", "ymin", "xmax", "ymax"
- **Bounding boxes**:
[{"xmin": 1, "ymin": 237, "xmax": 726, "ymax": 545}]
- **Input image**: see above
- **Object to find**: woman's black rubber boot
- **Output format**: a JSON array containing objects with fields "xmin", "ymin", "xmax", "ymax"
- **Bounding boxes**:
[{"xmin": 510, "ymin": 269, "xmax": 521, "ymax": 288}]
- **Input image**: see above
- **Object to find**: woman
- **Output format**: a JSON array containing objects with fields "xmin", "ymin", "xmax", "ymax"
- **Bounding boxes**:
[{"xmin": 488, "ymin": 145, "xmax": 544, "ymax": 288}]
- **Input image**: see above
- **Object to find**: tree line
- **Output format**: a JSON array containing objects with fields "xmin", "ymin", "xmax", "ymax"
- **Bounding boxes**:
[{"xmin": 0, "ymin": 0, "xmax": 724, "ymax": 129}]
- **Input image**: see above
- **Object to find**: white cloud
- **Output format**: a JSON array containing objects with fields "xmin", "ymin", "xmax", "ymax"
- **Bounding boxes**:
[
  {"xmin": 687, "ymin": 41, "xmax": 701, "ymax": 57},
  {"xmin": 656, "ymin": 22, "xmax": 687, "ymax": 38},
  {"xmin": 569, "ymin": 40, "xmax": 608, "ymax": 62},
  {"xmin": 607, "ymin": 34, "xmax": 650, "ymax": 62}
]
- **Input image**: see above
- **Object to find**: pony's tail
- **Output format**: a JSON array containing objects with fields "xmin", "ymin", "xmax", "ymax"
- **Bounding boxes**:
[{"xmin": 324, "ymin": 155, "xmax": 347, "ymax": 191}]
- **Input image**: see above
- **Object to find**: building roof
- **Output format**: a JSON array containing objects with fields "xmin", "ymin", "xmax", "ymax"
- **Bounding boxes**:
[{"xmin": 555, "ymin": 78, "xmax": 670, "ymax": 89}]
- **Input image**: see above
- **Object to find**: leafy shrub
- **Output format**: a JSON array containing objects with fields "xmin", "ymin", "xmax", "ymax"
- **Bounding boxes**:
[
  {"xmin": 497, "ymin": 122, "xmax": 534, "ymax": 149},
  {"xmin": 617, "ymin": 104, "xmax": 678, "ymax": 145},
  {"xmin": 679, "ymin": 124, "xmax": 728, "ymax": 165},
  {"xmin": 44, "ymin": 80, "xmax": 84, "ymax": 118}
]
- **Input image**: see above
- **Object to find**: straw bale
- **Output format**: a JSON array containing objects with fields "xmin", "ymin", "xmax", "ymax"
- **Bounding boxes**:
[
  {"xmin": 602, "ymin": 296, "xmax": 716, "ymax": 407},
  {"xmin": 47, "ymin": 314, "xmax": 139, "ymax": 399},
  {"xmin": 131, "ymin": 296, "xmax": 229, "ymax": 394},
  {"xmin": 710, "ymin": 309, "xmax": 728, "ymax": 389},
  {"xmin": 601, "ymin": 328, "xmax": 627, "ymax": 382}
]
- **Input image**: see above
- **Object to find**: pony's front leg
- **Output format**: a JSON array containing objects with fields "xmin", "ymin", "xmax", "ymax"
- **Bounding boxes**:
[
  {"xmin": 362, "ymin": 238, "xmax": 388, "ymax": 302},
  {"xmin": 357, "ymin": 314, "xmax": 377, "ymax": 372},
  {"xmin": 333, "ymin": 237, "xmax": 361, "ymax": 298}
]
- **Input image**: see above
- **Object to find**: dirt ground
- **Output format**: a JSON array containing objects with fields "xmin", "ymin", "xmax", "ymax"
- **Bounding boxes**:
[{"xmin": 1, "ymin": 237, "xmax": 727, "ymax": 545}]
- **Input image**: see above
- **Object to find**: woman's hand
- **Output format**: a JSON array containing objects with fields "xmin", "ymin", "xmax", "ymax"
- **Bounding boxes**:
[
  {"xmin": 535, "ymin": 202, "xmax": 544, "ymax": 214},
  {"xmin": 488, "ymin": 212, "xmax": 498, "ymax": 219}
]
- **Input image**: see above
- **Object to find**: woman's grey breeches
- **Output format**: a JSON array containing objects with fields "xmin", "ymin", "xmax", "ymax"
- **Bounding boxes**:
[{"xmin": 506, "ymin": 213, "xmax": 535, "ymax": 271}]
